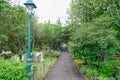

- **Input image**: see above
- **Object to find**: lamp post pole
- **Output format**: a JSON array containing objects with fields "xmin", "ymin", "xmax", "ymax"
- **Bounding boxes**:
[
  {"xmin": 24, "ymin": 0, "xmax": 36, "ymax": 80},
  {"xmin": 27, "ymin": 13, "xmax": 32, "ymax": 80}
]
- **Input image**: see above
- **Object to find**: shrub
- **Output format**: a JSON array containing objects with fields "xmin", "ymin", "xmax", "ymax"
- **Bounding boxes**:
[
  {"xmin": 69, "ymin": 25, "xmax": 119, "ymax": 65},
  {"xmin": 51, "ymin": 50, "xmax": 60, "ymax": 57},
  {"xmin": 32, "ymin": 48, "xmax": 40, "ymax": 52},
  {"xmin": 18, "ymin": 51, "xmax": 23, "ymax": 60},
  {"xmin": 116, "ymin": 76, "xmax": 120, "ymax": 80},
  {"xmin": 0, "ymin": 60, "xmax": 27, "ymax": 80},
  {"xmin": 86, "ymin": 69, "xmax": 99, "ymax": 76},
  {"xmin": 74, "ymin": 59, "xmax": 84, "ymax": 68},
  {"xmin": 98, "ymin": 60, "xmax": 120, "ymax": 77},
  {"xmin": 98, "ymin": 76, "xmax": 109, "ymax": 80},
  {"xmin": 44, "ymin": 50, "xmax": 60, "ymax": 57},
  {"xmin": 3, "ymin": 53, "xmax": 12, "ymax": 59}
]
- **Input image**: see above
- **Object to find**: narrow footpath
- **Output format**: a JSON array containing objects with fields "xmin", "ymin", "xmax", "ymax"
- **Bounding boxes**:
[{"xmin": 44, "ymin": 51, "xmax": 85, "ymax": 80}]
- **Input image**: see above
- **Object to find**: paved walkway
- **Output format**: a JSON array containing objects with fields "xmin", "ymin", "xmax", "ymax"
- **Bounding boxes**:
[{"xmin": 44, "ymin": 51, "xmax": 85, "ymax": 80}]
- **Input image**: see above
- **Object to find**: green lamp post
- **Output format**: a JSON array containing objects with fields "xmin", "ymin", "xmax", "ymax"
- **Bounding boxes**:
[{"xmin": 24, "ymin": 0, "xmax": 36, "ymax": 80}]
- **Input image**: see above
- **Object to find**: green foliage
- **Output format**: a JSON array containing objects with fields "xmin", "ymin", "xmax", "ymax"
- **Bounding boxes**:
[
  {"xmin": 32, "ymin": 48, "xmax": 40, "ymax": 52},
  {"xmin": 98, "ymin": 76, "xmax": 109, "ymax": 80},
  {"xmin": 98, "ymin": 60, "xmax": 120, "ymax": 77},
  {"xmin": 0, "ymin": 35, "xmax": 8, "ymax": 43},
  {"xmin": 0, "ymin": 0, "xmax": 65, "ymax": 53},
  {"xmin": 69, "ymin": 25, "xmax": 119, "ymax": 65},
  {"xmin": 68, "ymin": 0, "xmax": 120, "ymax": 79},
  {"xmin": 94, "ymin": 14, "xmax": 116, "ymax": 28},
  {"xmin": 74, "ymin": 59, "xmax": 84, "ymax": 67},
  {"xmin": 43, "ymin": 57, "xmax": 57, "ymax": 77},
  {"xmin": 86, "ymin": 69, "xmax": 98, "ymax": 76},
  {"xmin": 68, "ymin": 0, "xmax": 120, "ymax": 43},
  {"xmin": 3, "ymin": 54, "xmax": 12, "ymax": 59},
  {"xmin": 116, "ymin": 76, "xmax": 120, "ymax": 80},
  {"xmin": 44, "ymin": 50, "xmax": 60, "ymax": 58},
  {"xmin": 33, "ymin": 22, "xmax": 64, "ymax": 50},
  {"xmin": 0, "ymin": 0, "xmax": 28, "ymax": 53},
  {"xmin": 0, "ymin": 60, "xmax": 27, "ymax": 80},
  {"xmin": 69, "ymin": 0, "xmax": 120, "ymax": 24},
  {"xmin": 18, "ymin": 51, "xmax": 23, "ymax": 60}
]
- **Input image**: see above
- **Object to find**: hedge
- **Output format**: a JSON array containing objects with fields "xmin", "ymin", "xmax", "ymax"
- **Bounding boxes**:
[{"xmin": 0, "ymin": 60, "xmax": 27, "ymax": 80}]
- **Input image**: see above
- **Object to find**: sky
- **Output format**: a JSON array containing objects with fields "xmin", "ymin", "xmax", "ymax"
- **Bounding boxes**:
[{"xmin": 18, "ymin": 0, "xmax": 71, "ymax": 25}]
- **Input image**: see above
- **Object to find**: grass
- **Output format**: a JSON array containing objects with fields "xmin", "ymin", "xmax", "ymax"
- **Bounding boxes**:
[
  {"xmin": 72, "ymin": 57, "xmax": 120, "ymax": 80},
  {"xmin": 32, "ymin": 51, "xmax": 60, "ymax": 80},
  {"xmin": 44, "ymin": 57, "xmax": 57, "ymax": 73},
  {"xmin": 31, "ymin": 55, "xmax": 59, "ymax": 80},
  {"xmin": 1, "ymin": 51, "xmax": 60, "ymax": 80}
]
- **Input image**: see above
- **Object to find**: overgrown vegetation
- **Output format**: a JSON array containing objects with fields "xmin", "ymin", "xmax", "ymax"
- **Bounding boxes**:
[
  {"xmin": 68, "ymin": 26, "xmax": 119, "ymax": 65},
  {"xmin": 67, "ymin": 0, "xmax": 120, "ymax": 79},
  {"xmin": 0, "ymin": 60, "xmax": 27, "ymax": 80},
  {"xmin": 0, "ymin": 0, "xmax": 66, "ymax": 54},
  {"xmin": 32, "ymin": 50, "xmax": 60, "ymax": 79},
  {"xmin": 2, "ymin": 0, "xmax": 120, "ymax": 79}
]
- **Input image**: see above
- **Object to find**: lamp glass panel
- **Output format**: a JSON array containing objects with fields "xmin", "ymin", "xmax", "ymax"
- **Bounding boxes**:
[{"xmin": 26, "ymin": 5, "xmax": 34, "ymax": 15}]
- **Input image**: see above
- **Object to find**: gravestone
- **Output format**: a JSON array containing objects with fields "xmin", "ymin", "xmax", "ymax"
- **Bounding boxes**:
[
  {"xmin": 2, "ymin": 51, "xmax": 12, "ymax": 59},
  {"xmin": 2, "ymin": 50, "xmax": 12, "ymax": 54},
  {"xmin": 32, "ymin": 52, "xmax": 44, "ymax": 80},
  {"xmin": 0, "ymin": 56, "xmax": 4, "ymax": 59},
  {"xmin": 110, "ymin": 77, "xmax": 116, "ymax": 80},
  {"xmin": 33, "ymin": 54, "xmax": 38, "ymax": 80},
  {"xmin": 36, "ymin": 52, "xmax": 45, "ymax": 77},
  {"xmin": 49, "ymin": 58, "xmax": 52, "ymax": 67},
  {"xmin": 11, "ymin": 56, "xmax": 19, "ymax": 61},
  {"xmin": 92, "ymin": 76, "xmax": 98, "ymax": 80},
  {"xmin": 115, "ymin": 67, "xmax": 120, "ymax": 76},
  {"xmin": 22, "ymin": 54, "xmax": 27, "ymax": 64}
]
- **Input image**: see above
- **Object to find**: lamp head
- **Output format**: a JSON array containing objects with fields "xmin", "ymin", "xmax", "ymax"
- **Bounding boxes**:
[{"xmin": 24, "ymin": 0, "xmax": 37, "ymax": 15}]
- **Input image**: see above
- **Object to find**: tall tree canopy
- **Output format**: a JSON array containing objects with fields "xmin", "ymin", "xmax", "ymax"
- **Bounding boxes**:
[
  {"xmin": 67, "ymin": 0, "xmax": 120, "ymax": 65},
  {"xmin": 0, "ymin": 0, "xmax": 28, "ymax": 53}
]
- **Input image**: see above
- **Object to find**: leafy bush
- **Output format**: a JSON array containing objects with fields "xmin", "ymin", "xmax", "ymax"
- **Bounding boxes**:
[
  {"xmin": 0, "ymin": 60, "xmax": 27, "ymax": 80},
  {"xmin": 116, "ymin": 76, "xmax": 120, "ymax": 80},
  {"xmin": 32, "ymin": 48, "xmax": 40, "ymax": 52},
  {"xmin": 98, "ymin": 60, "xmax": 120, "ymax": 77},
  {"xmin": 86, "ymin": 69, "xmax": 99, "ymax": 76},
  {"xmin": 44, "ymin": 50, "xmax": 60, "ymax": 57},
  {"xmin": 74, "ymin": 59, "xmax": 84, "ymax": 67},
  {"xmin": 98, "ymin": 76, "xmax": 109, "ymax": 80},
  {"xmin": 18, "ymin": 51, "xmax": 23, "ymax": 60},
  {"xmin": 3, "ymin": 54, "xmax": 12, "ymax": 59},
  {"xmin": 68, "ymin": 25, "xmax": 119, "ymax": 65}
]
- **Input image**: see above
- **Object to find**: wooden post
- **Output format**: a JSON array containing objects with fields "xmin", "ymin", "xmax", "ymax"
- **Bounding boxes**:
[
  {"xmin": 41, "ymin": 53, "xmax": 45, "ymax": 77},
  {"xmin": 33, "ymin": 55, "xmax": 38, "ymax": 80},
  {"xmin": 33, "ymin": 66, "xmax": 37, "ymax": 80}
]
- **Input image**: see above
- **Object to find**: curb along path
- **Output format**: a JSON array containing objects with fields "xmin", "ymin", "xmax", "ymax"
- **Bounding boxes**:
[{"xmin": 44, "ymin": 51, "xmax": 85, "ymax": 80}]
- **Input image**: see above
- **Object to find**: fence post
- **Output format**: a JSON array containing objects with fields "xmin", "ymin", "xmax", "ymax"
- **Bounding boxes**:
[
  {"xmin": 33, "ymin": 55, "xmax": 38, "ymax": 80},
  {"xmin": 41, "ymin": 53, "xmax": 45, "ymax": 77}
]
